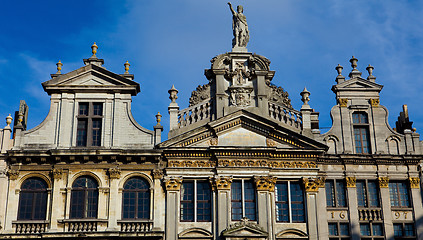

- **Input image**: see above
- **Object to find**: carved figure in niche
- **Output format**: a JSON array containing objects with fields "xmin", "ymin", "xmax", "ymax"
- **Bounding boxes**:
[{"xmin": 228, "ymin": 2, "xmax": 249, "ymax": 48}]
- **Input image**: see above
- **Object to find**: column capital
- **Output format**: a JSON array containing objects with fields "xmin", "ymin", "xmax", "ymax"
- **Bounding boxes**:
[
  {"xmin": 52, "ymin": 168, "xmax": 64, "ymax": 180},
  {"xmin": 152, "ymin": 169, "xmax": 164, "ymax": 179},
  {"xmin": 164, "ymin": 177, "xmax": 183, "ymax": 191},
  {"xmin": 302, "ymin": 177, "xmax": 325, "ymax": 192},
  {"xmin": 7, "ymin": 169, "xmax": 19, "ymax": 180},
  {"xmin": 345, "ymin": 176, "xmax": 356, "ymax": 188},
  {"xmin": 378, "ymin": 177, "xmax": 389, "ymax": 188},
  {"xmin": 108, "ymin": 167, "xmax": 121, "ymax": 179},
  {"xmin": 210, "ymin": 176, "xmax": 233, "ymax": 191},
  {"xmin": 409, "ymin": 177, "xmax": 420, "ymax": 189},
  {"xmin": 254, "ymin": 176, "xmax": 277, "ymax": 191}
]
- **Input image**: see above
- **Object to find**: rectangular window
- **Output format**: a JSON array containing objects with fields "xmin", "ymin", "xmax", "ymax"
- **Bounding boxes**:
[
  {"xmin": 329, "ymin": 222, "xmax": 350, "ymax": 240},
  {"xmin": 357, "ymin": 180, "xmax": 380, "ymax": 208},
  {"xmin": 231, "ymin": 180, "xmax": 256, "ymax": 221},
  {"xmin": 352, "ymin": 112, "xmax": 371, "ymax": 154},
  {"xmin": 180, "ymin": 180, "xmax": 211, "ymax": 222},
  {"xmin": 326, "ymin": 180, "xmax": 347, "ymax": 208},
  {"xmin": 389, "ymin": 181, "xmax": 410, "ymax": 208},
  {"xmin": 275, "ymin": 181, "xmax": 305, "ymax": 223},
  {"xmin": 360, "ymin": 223, "xmax": 384, "ymax": 239},
  {"xmin": 76, "ymin": 102, "xmax": 103, "ymax": 147},
  {"xmin": 393, "ymin": 223, "xmax": 416, "ymax": 239}
]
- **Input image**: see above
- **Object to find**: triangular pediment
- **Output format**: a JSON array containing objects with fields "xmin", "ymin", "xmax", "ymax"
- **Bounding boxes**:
[
  {"xmin": 158, "ymin": 110, "xmax": 327, "ymax": 151},
  {"xmin": 42, "ymin": 64, "xmax": 140, "ymax": 95},
  {"xmin": 333, "ymin": 78, "xmax": 383, "ymax": 92}
]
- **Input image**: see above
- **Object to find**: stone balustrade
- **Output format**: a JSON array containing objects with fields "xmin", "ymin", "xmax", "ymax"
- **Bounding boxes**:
[
  {"xmin": 358, "ymin": 208, "xmax": 383, "ymax": 221},
  {"xmin": 65, "ymin": 220, "xmax": 101, "ymax": 232},
  {"xmin": 178, "ymin": 101, "xmax": 211, "ymax": 128},
  {"xmin": 13, "ymin": 221, "xmax": 48, "ymax": 234},
  {"xmin": 119, "ymin": 220, "xmax": 153, "ymax": 232},
  {"xmin": 268, "ymin": 102, "xmax": 302, "ymax": 130}
]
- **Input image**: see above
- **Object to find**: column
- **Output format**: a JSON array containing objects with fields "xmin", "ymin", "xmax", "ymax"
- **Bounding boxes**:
[
  {"xmin": 49, "ymin": 168, "xmax": 65, "ymax": 231},
  {"xmin": 152, "ymin": 169, "xmax": 165, "ymax": 231},
  {"xmin": 408, "ymin": 177, "xmax": 423, "ymax": 239},
  {"xmin": 107, "ymin": 167, "xmax": 121, "ymax": 231},
  {"xmin": 316, "ymin": 183, "xmax": 329, "ymax": 240},
  {"xmin": 164, "ymin": 177, "xmax": 183, "ymax": 240},
  {"xmin": 254, "ymin": 176, "xmax": 276, "ymax": 239},
  {"xmin": 346, "ymin": 177, "xmax": 360, "ymax": 240},
  {"xmin": 378, "ymin": 177, "xmax": 394, "ymax": 238},
  {"xmin": 212, "ymin": 176, "xmax": 232, "ymax": 239},
  {"xmin": 4, "ymin": 170, "xmax": 20, "ymax": 233},
  {"xmin": 303, "ymin": 177, "xmax": 325, "ymax": 240}
]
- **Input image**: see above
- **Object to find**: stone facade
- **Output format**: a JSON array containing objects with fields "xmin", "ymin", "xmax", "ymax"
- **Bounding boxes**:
[{"xmin": 0, "ymin": 21, "xmax": 422, "ymax": 240}]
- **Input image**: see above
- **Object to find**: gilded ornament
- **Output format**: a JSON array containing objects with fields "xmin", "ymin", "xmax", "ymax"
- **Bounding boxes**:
[
  {"xmin": 338, "ymin": 98, "xmax": 348, "ymax": 107},
  {"xmin": 409, "ymin": 177, "xmax": 420, "ymax": 189},
  {"xmin": 254, "ymin": 176, "xmax": 277, "ymax": 191},
  {"xmin": 266, "ymin": 138, "xmax": 276, "ymax": 147},
  {"xmin": 108, "ymin": 167, "xmax": 121, "ymax": 179},
  {"xmin": 370, "ymin": 98, "xmax": 380, "ymax": 107},
  {"xmin": 378, "ymin": 177, "xmax": 389, "ymax": 188},
  {"xmin": 211, "ymin": 176, "xmax": 233, "ymax": 190},
  {"xmin": 209, "ymin": 137, "xmax": 218, "ymax": 146},
  {"xmin": 302, "ymin": 177, "xmax": 325, "ymax": 192},
  {"xmin": 164, "ymin": 177, "xmax": 183, "ymax": 191},
  {"xmin": 345, "ymin": 177, "xmax": 356, "ymax": 188}
]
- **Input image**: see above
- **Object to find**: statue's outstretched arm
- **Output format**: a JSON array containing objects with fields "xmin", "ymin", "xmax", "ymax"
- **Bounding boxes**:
[{"xmin": 228, "ymin": 2, "xmax": 235, "ymax": 15}]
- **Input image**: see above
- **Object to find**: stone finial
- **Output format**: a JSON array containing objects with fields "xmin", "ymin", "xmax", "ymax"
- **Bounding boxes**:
[
  {"xmin": 91, "ymin": 42, "xmax": 98, "ymax": 58},
  {"xmin": 156, "ymin": 112, "xmax": 162, "ymax": 125},
  {"xmin": 300, "ymin": 87, "xmax": 311, "ymax": 105},
  {"xmin": 336, "ymin": 64, "xmax": 343, "ymax": 75},
  {"xmin": 5, "ymin": 114, "xmax": 12, "ymax": 127},
  {"xmin": 16, "ymin": 113, "xmax": 24, "ymax": 127},
  {"xmin": 56, "ymin": 60, "xmax": 63, "ymax": 74},
  {"xmin": 124, "ymin": 61, "xmax": 130, "ymax": 74},
  {"xmin": 366, "ymin": 64, "xmax": 376, "ymax": 81},
  {"xmin": 350, "ymin": 56, "xmax": 358, "ymax": 69},
  {"xmin": 168, "ymin": 85, "xmax": 179, "ymax": 103}
]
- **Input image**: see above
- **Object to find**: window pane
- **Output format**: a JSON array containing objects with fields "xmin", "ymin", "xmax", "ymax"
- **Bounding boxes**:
[
  {"xmin": 181, "ymin": 182, "xmax": 194, "ymax": 221},
  {"xmin": 244, "ymin": 181, "xmax": 256, "ymax": 221},
  {"xmin": 398, "ymin": 182, "xmax": 410, "ymax": 207},
  {"xmin": 394, "ymin": 224, "xmax": 403, "ymax": 237},
  {"xmin": 367, "ymin": 181, "xmax": 380, "ymax": 207},
  {"xmin": 336, "ymin": 181, "xmax": 346, "ymax": 207},
  {"xmin": 372, "ymin": 223, "xmax": 383, "ymax": 236},
  {"xmin": 92, "ymin": 119, "xmax": 102, "ymax": 146},
  {"xmin": 356, "ymin": 181, "xmax": 366, "ymax": 207},
  {"xmin": 93, "ymin": 103, "xmax": 103, "ymax": 116},
  {"xmin": 123, "ymin": 192, "xmax": 136, "ymax": 219},
  {"xmin": 326, "ymin": 181, "xmax": 335, "ymax": 207},
  {"xmin": 231, "ymin": 181, "xmax": 242, "ymax": 221},
  {"xmin": 275, "ymin": 183, "xmax": 289, "ymax": 222},
  {"xmin": 18, "ymin": 178, "xmax": 48, "ymax": 220},
  {"xmin": 329, "ymin": 223, "xmax": 338, "ymax": 236},
  {"xmin": 290, "ymin": 182, "xmax": 305, "ymax": 222},
  {"xmin": 197, "ymin": 182, "xmax": 211, "ymax": 221},
  {"xmin": 71, "ymin": 176, "xmax": 98, "ymax": 219},
  {"xmin": 404, "ymin": 223, "xmax": 415, "ymax": 236},
  {"xmin": 360, "ymin": 223, "xmax": 370, "ymax": 236},
  {"xmin": 389, "ymin": 182, "xmax": 410, "ymax": 207},
  {"xmin": 77, "ymin": 119, "xmax": 88, "ymax": 146},
  {"xmin": 339, "ymin": 223, "xmax": 349, "ymax": 236},
  {"xmin": 79, "ymin": 103, "xmax": 88, "ymax": 115}
]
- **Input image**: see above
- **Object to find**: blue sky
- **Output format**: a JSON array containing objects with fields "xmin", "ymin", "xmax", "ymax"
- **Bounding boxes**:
[{"xmin": 1, "ymin": 0, "xmax": 423, "ymax": 140}]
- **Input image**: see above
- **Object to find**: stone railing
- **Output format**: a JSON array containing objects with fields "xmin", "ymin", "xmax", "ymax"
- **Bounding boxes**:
[
  {"xmin": 62, "ymin": 219, "xmax": 107, "ymax": 232},
  {"xmin": 358, "ymin": 208, "xmax": 383, "ymax": 221},
  {"xmin": 13, "ymin": 221, "xmax": 48, "ymax": 234},
  {"xmin": 178, "ymin": 101, "xmax": 211, "ymax": 129},
  {"xmin": 118, "ymin": 220, "xmax": 153, "ymax": 232},
  {"xmin": 268, "ymin": 102, "xmax": 302, "ymax": 130}
]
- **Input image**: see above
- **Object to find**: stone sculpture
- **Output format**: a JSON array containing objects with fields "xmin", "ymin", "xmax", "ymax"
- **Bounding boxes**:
[{"xmin": 228, "ymin": 2, "xmax": 249, "ymax": 49}]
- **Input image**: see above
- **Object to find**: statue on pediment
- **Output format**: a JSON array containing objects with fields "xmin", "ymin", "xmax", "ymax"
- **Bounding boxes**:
[{"xmin": 228, "ymin": 2, "xmax": 249, "ymax": 48}]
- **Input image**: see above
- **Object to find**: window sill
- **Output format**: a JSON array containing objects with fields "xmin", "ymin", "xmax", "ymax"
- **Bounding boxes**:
[
  {"xmin": 12, "ymin": 220, "xmax": 49, "ymax": 224},
  {"xmin": 59, "ymin": 219, "xmax": 108, "ymax": 223},
  {"xmin": 118, "ymin": 219, "xmax": 153, "ymax": 223}
]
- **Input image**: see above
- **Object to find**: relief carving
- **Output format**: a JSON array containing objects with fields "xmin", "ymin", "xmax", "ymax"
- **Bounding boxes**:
[
  {"xmin": 189, "ymin": 84, "xmax": 210, "ymax": 106},
  {"xmin": 52, "ymin": 168, "xmax": 63, "ymax": 180},
  {"xmin": 303, "ymin": 177, "xmax": 325, "ymax": 192},
  {"xmin": 370, "ymin": 98, "xmax": 380, "ymax": 107},
  {"xmin": 218, "ymin": 159, "xmax": 316, "ymax": 169},
  {"xmin": 378, "ymin": 177, "xmax": 389, "ymax": 188},
  {"xmin": 266, "ymin": 138, "xmax": 276, "ymax": 147},
  {"xmin": 254, "ymin": 176, "xmax": 277, "ymax": 191},
  {"xmin": 152, "ymin": 169, "xmax": 164, "ymax": 179},
  {"xmin": 338, "ymin": 98, "xmax": 348, "ymax": 107},
  {"xmin": 108, "ymin": 167, "xmax": 121, "ymax": 179},
  {"xmin": 211, "ymin": 176, "xmax": 233, "ymax": 190},
  {"xmin": 168, "ymin": 160, "xmax": 216, "ymax": 168},
  {"xmin": 345, "ymin": 177, "xmax": 356, "ymax": 188},
  {"xmin": 209, "ymin": 137, "xmax": 218, "ymax": 146},
  {"xmin": 409, "ymin": 177, "xmax": 420, "ymax": 189},
  {"xmin": 7, "ymin": 169, "xmax": 19, "ymax": 180},
  {"xmin": 268, "ymin": 84, "xmax": 292, "ymax": 109},
  {"xmin": 229, "ymin": 87, "xmax": 253, "ymax": 107},
  {"xmin": 164, "ymin": 177, "xmax": 183, "ymax": 191}
]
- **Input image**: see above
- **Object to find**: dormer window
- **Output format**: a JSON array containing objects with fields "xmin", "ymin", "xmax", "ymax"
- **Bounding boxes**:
[
  {"xmin": 76, "ymin": 102, "xmax": 103, "ymax": 147},
  {"xmin": 352, "ymin": 112, "xmax": 371, "ymax": 154}
]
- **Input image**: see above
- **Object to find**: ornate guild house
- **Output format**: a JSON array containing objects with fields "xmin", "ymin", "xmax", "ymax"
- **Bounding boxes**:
[{"xmin": 0, "ymin": 4, "xmax": 422, "ymax": 240}]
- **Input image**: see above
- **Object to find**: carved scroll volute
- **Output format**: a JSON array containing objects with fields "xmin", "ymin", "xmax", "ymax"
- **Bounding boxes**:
[
  {"xmin": 108, "ymin": 167, "xmax": 121, "ymax": 179},
  {"xmin": 345, "ymin": 177, "xmax": 356, "ymax": 188},
  {"xmin": 303, "ymin": 177, "xmax": 326, "ymax": 192},
  {"xmin": 409, "ymin": 177, "xmax": 420, "ymax": 189},
  {"xmin": 211, "ymin": 176, "xmax": 233, "ymax": 191},
  {"xmin": 52, "ymin": 168, "xmax": 63, "ymax": 180},
  {"xmin": 164, "ymin": 177, "xmax": 183, "ymax": 191},
  {"xmin": 378, "ymin": 177, "xmax": 389, "ymax": 188},
  {"xmin": 152, "ymin": 169, "xmax": 164, "ymax": 180},
  {"xmin": 254, "ymin": 176, "xmax": 277, "ymax": 191},
  {"xmin": 7, "ymin": 169, "xmax": 19, "ymax": 180}
]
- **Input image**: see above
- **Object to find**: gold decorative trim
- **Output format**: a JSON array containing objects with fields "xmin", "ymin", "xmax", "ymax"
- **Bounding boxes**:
[
  {"xmin": 370, "ymin": 98, "xmax": 380, "ymax": 107},
  {"xmin": 302, "ymin": 177, "xmax": 325, "ymax": 192},
  {"xmin": 7, "ymin": 169, "xmax": 19, "ymax": 180},
  {"xmin": 52, "ymin": 168, "xmax": 63, "ymax": 180},
  {"xmin": 152, "ymin": 169, "xmax": 164, "ymax": 179},
  {"xmin": 339, "ymin": 98, "xmax": 348, "ymax": 107},
  {"xmin": 169, "ymin": 160, "xmax": 216, "ymax": 168},
  {"xmin": 108, "ymin": 167, "xmax": 121, "ymax": 179},
  {"xmin": 215, "ymin": 119, "xmax": 242, "ymax": 133},
  {"xmin": 409, "ymin": 177, "xmax": 420, "ymax": 189},
  {"xmin": 266, "ymin": 138, "xmax": 277, "ymax": 147},
  {"xmin": 268, "ymin": 133, "xmax": 302, "ymax": 148},
  {"xmin": 209, "ymin": 137, "xmax": 218, "ymax": 146},
  {"xmin": 164, "ymin": 152, "xmax": 212, "ymax": 158},
  {"xmin": 218, "ymin": 159, "xmax": 316, "ymax": 168},
  {"xmin": 345, "ymin": 177, "xmax": 356, "ymax": 188},
  {"xmin": 211, "ymin": 176, "xmax": 233, "ymax": 190},
  {"xmin": 254, "ymin": 176, "xmax": 277, "ymax": 191},
  {"xmin": 378, "ymin": 177, "xmax": 389, "ymax": 188},
  {"xmin": 164, "ymin": 177, "xmax": 183, "ymax": 191},
  {"xmin": 180, "ymin": 133, "xmax": 212, "ymax": 147}
]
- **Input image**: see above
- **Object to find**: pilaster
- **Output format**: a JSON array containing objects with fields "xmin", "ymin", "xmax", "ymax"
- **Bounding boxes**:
[
  {"xmin": 164, "ymin": 177, "xmax": 182, "ymax": 240},
  {"xmin": 408, "ymin": 177, "xmax": 423, "ymax": 239},
  {"xmin": 345, "ymin": 177, "xmax": 360, "ymax": 240},
  {"xmin": 49, "ymin": 168, "xmax": 65, "ymax": 231},
  {"xmin": 211, "ymin": 176, "xmax": 232, "ymax": 239},
  {"xmin": 378, "ymin": 177, "xmax": 394, "ymax": 238},
  {"xmin": 107, "ymin": 167, "xmax": 121, "ymax": 231},
  {"xmin": 254, "ymin": 176, "xmax": 276, "ymax": 238},
  {"xmin": 303, "ymin": 177, "xmax": 325, "ymax": 240}
]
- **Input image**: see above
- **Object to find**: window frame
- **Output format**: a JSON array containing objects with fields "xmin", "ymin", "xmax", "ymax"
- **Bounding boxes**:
[
  {"xmin": 389, "ymin": 181, "xmax": 411, "ymax": 209},
  {"xmin": 17, "ymin": 178, "xmax": 49, "ymax": 220},
  {"xmin": 231, "ymin": 179, "xmax": 256, "ymax": 221},
  {"xmin": 275, "ymin": 181, "xmax": 305, "ymax": 223},
  {"xmin": 76, "ymin": 102, "xmax": 103, "ymax": 147},
  {"xmin": 122, "ymin": 177, "xmax": 151, "ymax": 220},
  {"xmin": 326, "ymin": 179, "xmax": 348, "ymax": 208},
  {"xmin": 393, "ymin": 222, "xmax": 416, "ymax": 239},
  {"xmin": 70, "ymin": 176, "xmax": 99, "ymax": 219},
  {"xmin": 352, "ymin": 112, "xmax": 371, "ymax": 154},
  {"xmin": 180, "ymin": 180, "xmax": 211, "ymax": 222},
  {"xmin": 328, "ymin": 222, "xmax": 350, "ymax": 240},
  {"xmin": 356, "ymin": 179, "xmax": 380, "ymax": 208},
  {"xmin": 359, "ymin": 222, "xmax": 384, "ymax": 240}
]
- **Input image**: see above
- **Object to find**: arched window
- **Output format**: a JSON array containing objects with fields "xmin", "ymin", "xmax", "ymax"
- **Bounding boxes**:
[
  {"xmin": 18, "ymin": 178, "xmax": 48, "ymax": 220},
  {"xmin": 122, "ymin": 177, "xmax": 150, "ymax": 219},
  {"xmin": 352, "ymin": 112, "xmax": 371, "ymax": 154},
  {"xmin": 70, "ymin": 176, "xmax": 98, "ymax": 219}
]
